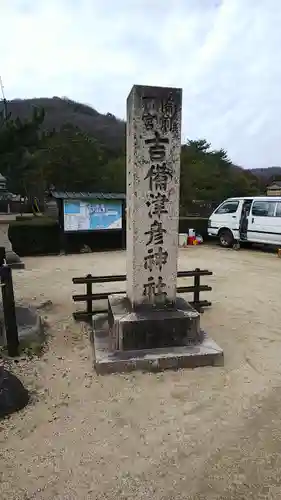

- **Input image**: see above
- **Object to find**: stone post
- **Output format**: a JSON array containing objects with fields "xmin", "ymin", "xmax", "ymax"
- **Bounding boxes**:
[
  {"xmin": 126, "ymin": 85, "xmax": 182, "ymax": 309},
  {"xmin": 98, "ymin": 84, "xmax": 223, "ymax": 372}
]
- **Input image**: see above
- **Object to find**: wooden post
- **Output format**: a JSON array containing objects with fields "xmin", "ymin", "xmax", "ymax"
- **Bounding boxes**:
[
  {"xmin": 0, "ymin": 247, "xmax": 19, "ymax": 357},
  {"xmin": 86, "ymin": 274, "xmax": 93, "ymax": 316},
  {"xmin": 121, "ymin": 200, "xmax": 126, "ymax": 250},
  {"xmin": 0, "ymin": 247, "xmax": 6, "ymax": 266},
  {"xmin": 58, "ymin": 198, "xmax": 67, "ymax": 255},
  {"xmin": 194, "ymin": 268, "xmax": 200, "ymax": 306}
]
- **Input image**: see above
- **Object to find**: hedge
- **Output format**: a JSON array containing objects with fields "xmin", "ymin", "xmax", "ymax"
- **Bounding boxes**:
[
  {"xmin": 8, "ymin": 216, "xmax": 210, "ymax": 257},
  {"xmin": 8, "ymin": 217, "xmax": 124, "ymax": 256},
  {"xmin": 8, "ymin": 217, "xmax": 60, "ymax": 256}
]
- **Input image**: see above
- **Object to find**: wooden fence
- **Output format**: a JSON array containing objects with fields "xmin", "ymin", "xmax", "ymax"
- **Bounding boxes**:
[{"xmin": 72, "ymin": 268, "xmax": 213, "ymax": 322}]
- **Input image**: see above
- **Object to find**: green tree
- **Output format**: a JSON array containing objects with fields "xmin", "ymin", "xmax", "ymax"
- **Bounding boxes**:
[
  {"xmin": 0, "ymin": 107, "xmax": 45, "ymax": 195},
  {"xmin": 101, "ymin": 156, "xmax": 125, "ymax": 193},
  {"xmin": 180, "ymin": 139, "xmax": 261, "ymax": 213},
  {"xmin": 31, "ymin": 124, "xmax": 125, "ymax": 193}
]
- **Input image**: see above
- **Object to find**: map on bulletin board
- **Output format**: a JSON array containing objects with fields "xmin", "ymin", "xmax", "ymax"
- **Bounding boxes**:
[{"xmin": 63, "ymin": 199, "xmax": 122, "ymax": 232}]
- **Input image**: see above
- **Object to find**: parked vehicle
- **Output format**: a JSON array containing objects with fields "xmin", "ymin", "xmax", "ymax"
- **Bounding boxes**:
[{"xmin": 208, "ymin": 196, "xmax": 281, "ymax": 247}]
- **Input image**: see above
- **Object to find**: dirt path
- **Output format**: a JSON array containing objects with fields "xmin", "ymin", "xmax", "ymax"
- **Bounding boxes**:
[{"xmin": 1, "ymin": 246, "xmax": 281, "ymax": 499}]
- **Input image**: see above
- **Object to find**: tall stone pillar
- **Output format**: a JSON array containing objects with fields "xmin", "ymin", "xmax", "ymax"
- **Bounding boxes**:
[
  {"xmin": 108, "ymin": 85, "xmax": 203, "ymax": 350},
  {"xmin": 126, "ymin": 85, "xmax": 182, "ymax": 308},
  {"xmin": 93, "ymin": 84, "xmax": 223, "ymax": 373}
]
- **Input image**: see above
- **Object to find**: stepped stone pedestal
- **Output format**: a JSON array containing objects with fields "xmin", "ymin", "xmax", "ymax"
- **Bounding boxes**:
[
  {"xmin": 0, "ymin": 221, "xmax": 24, "ymax": 269},
  {"xmin": 92, "ymin": 85, "xmax": 223, "ymax": 374},
  {"xmin": 92, "ymin": 311, "xmax": 223, "ymax": 375}
]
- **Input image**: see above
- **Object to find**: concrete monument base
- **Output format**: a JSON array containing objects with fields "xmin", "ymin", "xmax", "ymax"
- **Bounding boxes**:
[
  {"xmin": 91, "ymin": 312, "xmax": 224, "ymax": 375},
  {"xmin": 108, "ymin": 293, "xmax": 202, "ymax": 350}
]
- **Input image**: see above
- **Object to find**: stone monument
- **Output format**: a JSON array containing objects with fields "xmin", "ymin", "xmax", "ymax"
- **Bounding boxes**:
[
  {"xmin": 0, "ymin": 222, "xmax": 25, "ymax": 269},
  {"xmin": 0, "ymin": 174, "xmax": 24, "ymax": 269},
  {"xmin": 92, "ymin": 85, "xmax": 223, "ymax": 374}
]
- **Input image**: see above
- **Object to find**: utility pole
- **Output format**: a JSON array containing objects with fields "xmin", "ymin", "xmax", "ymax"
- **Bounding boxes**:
[{"xmin": 0, "ymin": 76, "xmax": 7, "ymax": 120}]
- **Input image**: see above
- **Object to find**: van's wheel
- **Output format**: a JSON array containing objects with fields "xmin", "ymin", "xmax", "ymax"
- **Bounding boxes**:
[{"xmin": 219, "ymin": 229, "xmax": 234, "ymax": 248}]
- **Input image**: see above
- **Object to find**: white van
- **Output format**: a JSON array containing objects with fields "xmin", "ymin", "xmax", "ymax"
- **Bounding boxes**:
[{"xmin": 208, "ymin": 196, "xmax": 281, "ymax": 247}]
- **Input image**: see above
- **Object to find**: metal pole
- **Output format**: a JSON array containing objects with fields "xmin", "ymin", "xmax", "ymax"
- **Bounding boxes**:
[{"xmin": 0, "ymin": 76, "xmax": 8, "ymax": 120}]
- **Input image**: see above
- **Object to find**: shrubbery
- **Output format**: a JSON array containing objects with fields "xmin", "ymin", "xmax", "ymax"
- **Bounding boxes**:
[
  {"xmin": 8, "ymin": 216, "xmax": 210, "ymax": 257},
  {"xmin": 8, "ymin": 217, "xmax": 60, "ymax": 256},
  {"xmin": 8, "ymin": 216, "xmax": 125, "ymax": 256}
]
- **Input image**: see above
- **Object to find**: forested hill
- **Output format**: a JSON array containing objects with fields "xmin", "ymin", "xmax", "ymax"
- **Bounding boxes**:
[
  {"xmin": 6, "ymin": 97, "xmax": 281, "ymax": 184},
  {"xmin": 0, "ymin": 96, "xmax": 273, "ymax": 207},
  {"xmin": 251, "ymin": 166, "xmax": 281, "ymax": 179},
  {"xmin": 7, "ymin": 97, "xmax": 125, "ymax": 151}
]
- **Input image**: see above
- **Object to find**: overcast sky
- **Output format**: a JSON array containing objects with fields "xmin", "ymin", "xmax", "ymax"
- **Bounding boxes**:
[{"xmin": 1, "ymin": 0, "xmax": 280, "ymax": 168}]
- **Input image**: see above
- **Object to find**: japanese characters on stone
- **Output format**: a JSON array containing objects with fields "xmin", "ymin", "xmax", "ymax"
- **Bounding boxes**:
[
  {"xmin": 142, "ymin": 94, "xmax": 179, "ymax": 134},
  {"xmin": 142, "ymin": 96, "xmax": 178, "ymax": 305}
]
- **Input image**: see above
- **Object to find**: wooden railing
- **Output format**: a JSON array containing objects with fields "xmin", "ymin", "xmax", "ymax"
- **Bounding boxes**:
[{"xmin": 72, "ymin": 268, "xmax": 213, "ymax": 322}]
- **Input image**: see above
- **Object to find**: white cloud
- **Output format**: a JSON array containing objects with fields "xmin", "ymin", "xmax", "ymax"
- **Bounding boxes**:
[{"xmin": 1, "ymin": 0, "xmax": 281, "ymax": 168}]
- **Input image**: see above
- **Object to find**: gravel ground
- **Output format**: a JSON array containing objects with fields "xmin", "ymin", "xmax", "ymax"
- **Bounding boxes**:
[{"xmin": 1, "ymin": 245, "xmax": 281, "ymax": 499}]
